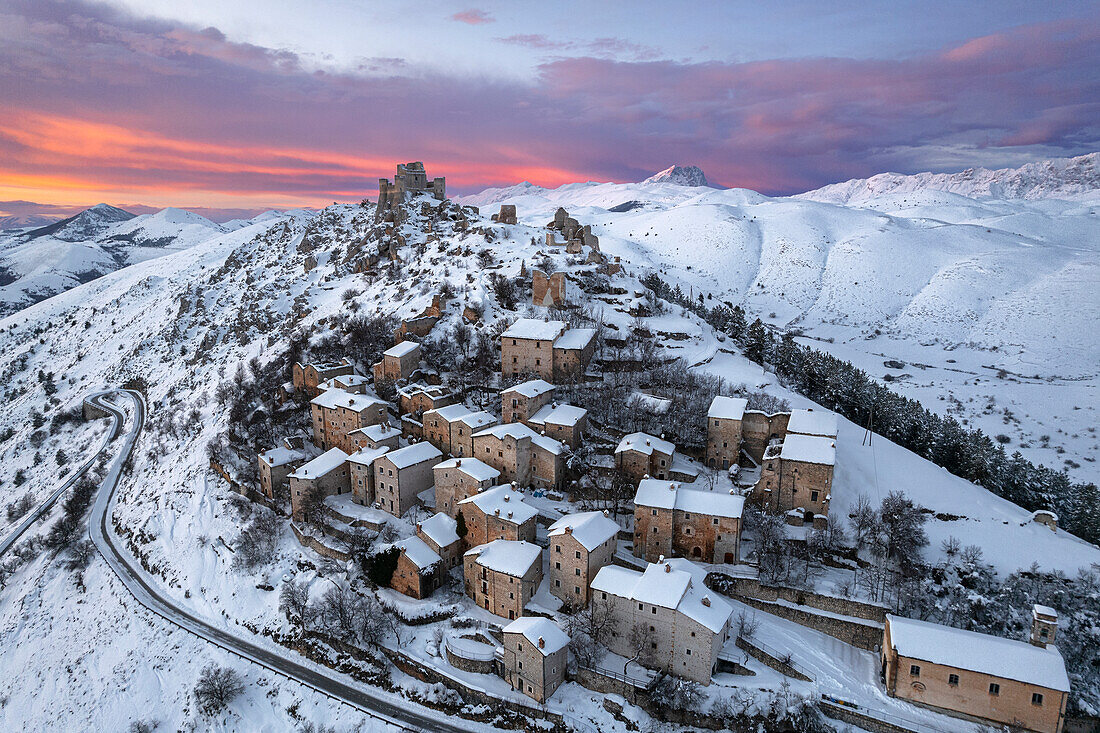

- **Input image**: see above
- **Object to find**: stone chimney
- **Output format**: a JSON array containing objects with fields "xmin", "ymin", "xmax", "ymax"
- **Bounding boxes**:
[
  {"xmin": 701, "ymin": 596, "xmax": 711, "ymax": 607},
  {"xmin": 538, "ymin": 636, "xmax": 545, "ymax": 649},
  {"xmin": 1031, "ymin": 605, "xmax": 1058, "ymax": 647}
]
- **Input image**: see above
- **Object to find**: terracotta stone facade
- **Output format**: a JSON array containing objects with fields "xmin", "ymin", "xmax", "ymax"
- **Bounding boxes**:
[
  {"xmin": 501, "ymin": 380, "xmax": 555, "ymax": 423},
  {"xmin": 615, "ymin": 433, "xmax": 677, "ymax": 481},
  {"xmin": 532, "ymin": 269, "xmax": 566, "ymax": 307},
  {"xmin": 373, "ymin": 442, "xmax": 442, "ymax": 517},
  {"xmin": 456, "ymin": 485, "xmax": 538, "ymax": 548},
  {"xmin": 548, "ymin": 512, "xmax": 619, "ymax": 607},
  {"xmin": 293, "ymin": 359, "xmax": 353, "ymax": 398},
  {"xmin": 632, "ymin": 480, "xmax": 743, "ymax": 564},
  {"xmin": 741, "ymin": 411, "xmax": 790, "ymax": 464},
  {"xmin": 372, "ymin": 340, "xmax": 420, "ymax": 383},
  {"xmin": 310, "ymin": 389, "xmax": 388, "ymax": 453},
  {"xmin": 471, "ymin": 424, "xmax": 564, "ymax": 490},
  {"xmin": 500, "ymin": 319, "xmax": 596, "ymax": 382},
  {"xmin": 288, "ymin": 449, "xmax": 350, "ymax": 522},
  {"xmin": 433, "ymin": 457, "xmax": 501, "ymax": 517},
  {"xmin": 463, "ymin": 540, "xmax": 543, "ymax": 621},
  {"xmin": 502, "ymin": 618, "xmax": 569, "ymax": 703},
  {"xmin": 397, "ymin": 384, "xmax": 456, "ymax": 417},
  {"xmin": 757, "ymin": 449, "xmax": 833, "ymax": 519},
  {"xmin": 706, "ymin": 396, "xmax": 747, "ymax": 470}
]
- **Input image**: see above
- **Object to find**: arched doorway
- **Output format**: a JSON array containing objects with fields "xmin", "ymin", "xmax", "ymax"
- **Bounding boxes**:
[
  {"xmin": 692, "ymin": 546, "xmax": 702, "ymax": 558},
  {"xmin": 724, "ymin": 552, "xmax": 734, "ymax": 563}
]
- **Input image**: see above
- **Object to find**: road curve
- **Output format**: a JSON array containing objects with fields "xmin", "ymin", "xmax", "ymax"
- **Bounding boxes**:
[
  {"xmin": 86, "ymin": 390, "xmax": 483, "ymax": 733},
  {"xmin": 0, "ymin": 390, "xmax": 122, "ymax": 558}
]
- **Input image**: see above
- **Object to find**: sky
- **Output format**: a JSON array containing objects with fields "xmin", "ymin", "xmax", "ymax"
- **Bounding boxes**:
[{"xmin": 1, "ymin": 0, "xmax": 1098, "ymax": 220}]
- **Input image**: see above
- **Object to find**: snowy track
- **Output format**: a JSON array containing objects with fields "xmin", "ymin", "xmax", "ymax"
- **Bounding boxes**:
[{"xmin": 87, "ymin": 390, "xmax": 485, "ymax": 733}]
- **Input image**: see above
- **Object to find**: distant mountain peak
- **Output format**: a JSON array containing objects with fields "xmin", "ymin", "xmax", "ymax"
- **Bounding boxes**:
[
  {"xmin": 643, "ymin": 165, "xmax": 709, "ymax": 187},
  {"xmin": 22, "ymin": 203, "xmax": 135, "ymax": 241}
]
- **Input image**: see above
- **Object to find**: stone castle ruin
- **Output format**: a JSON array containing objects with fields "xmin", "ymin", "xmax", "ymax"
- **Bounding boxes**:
[
  {"xmin": 376, "ymin": 162, "xmax": 446, "ymax": 222},
  {"xmin": 532, "ymin": 269, "xmax": 566, "ymax": 307}
]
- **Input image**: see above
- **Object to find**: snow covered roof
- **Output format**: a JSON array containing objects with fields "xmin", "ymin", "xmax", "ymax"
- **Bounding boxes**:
[
  {"xmin": 465, "ymin": 539, "xmax": 542, "ymax": 577},
  {"xmin": 347, "ymin": 445, "xmax": 391, "ymax": 467},
  {"xmin": 310, "ymin": 388, "xmax": 386, "ymax": 412},
  {"xmin": 384, "ymin": 340, "xmax": 420, "ymax": 358},
  {"xmin": 503, "ymin": 318, "xmax": 565, "ymax": 341},
  {"xmin": 424, "ymin": 403, "xmax": 472, "ymax": 422},
  {"xmin": 591, "ymin": 562, "xmax": 732, "ymax": 634},
  {"xmin": 616, "ymin": 432, "xmax": 675, "ymax": 456},
  {"xmin": 319, "ymin": 374, "xmax": 369, "ymax": 391},
  {"xmin": 779, "ymin": 434, "xmax": 836, "ymax": 466},
  {"xmin": 528, "ymin": 402, "xmax": 587, "ymax": 428},
  {"xmin": 633, "ymin": 479, "xmax": 742, "ymax": 518},
  {"xmin": 457, "ymin": 410, "xmax": 497, "ymax": 430},
  {"xmin": 886, "ymin": 615, "xmax": 1069, "ymax": 692},
  {"xmin": 473, "ymin": 423, "xmax": 565, "ymax": 455},
  {"xmin": 555, "ymin": 328, "xmax": 596, "ymax": 350},
  {"xmin": 289, "ymin": 447, "xmax": 348, "ymax": 479},
  {"xmin": 504, "ymin": 616, "xmax": 570, "ymax": 656},
  {"xmin": 350, "ymin": 423, "xmax": 400, "ymax": 442},
  {"xmin": 434, "ymin": 456, "xmax": 500, "ymax": 482},
  {"xmin": 381, "ymin": 441, "xmax": 442, "ymax": 469},
  {"xmin": 258, "ymin": 446, "xmax": 305, "ymax": 468},
  {"xmin": 394, "ymin": 536, "xmax": 440, "ymax": 570},
  {"xmin": 502, "ymin": 379, "xmax": 555, "ymax": 399},
  {"xmin": 548, "ymin": 511, "xmax": 619, "ymax": 550},
  {"xmin": 1033, "ymin": 604, "xmax": 1058, "ymax": 620},
  {"xmin": 458, "ymin": 485, "xmax": 538, "ymax": 524},
  {"xmin": 418, "ymin": 512, "xmax": 460, "ymax": 548},
  {"xmin": 787, "ymin": 408, "xmax": 838, "ymax": 438},
  {"xmin": 708, "ymin": 395, "xmax": 747, "ymax": 421}
]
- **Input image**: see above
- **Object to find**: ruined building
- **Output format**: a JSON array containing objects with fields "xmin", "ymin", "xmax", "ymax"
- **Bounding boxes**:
[{"xmin": 375, "ymin": 162, "xmax": 446, "ymax": 221}]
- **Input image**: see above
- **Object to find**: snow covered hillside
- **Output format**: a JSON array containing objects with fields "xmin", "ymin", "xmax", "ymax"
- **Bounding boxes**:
[
  {"xmin": 800, "ymin": 152, "xmax": 1100, "ymax": 204},
  {"xmin": 0, "ymin": 180, "xmax": 1096, "ymax": 728},
  {"xmin": 457, "ymin": 156, "xmax": 1100, "ymax": 482},
  {"xmin": 0, "ymin": 204, "xmax": 307, "ymax": 319}
]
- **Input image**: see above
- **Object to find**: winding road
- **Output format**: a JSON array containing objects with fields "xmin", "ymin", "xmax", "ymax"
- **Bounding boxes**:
[{"xmin": 83, "ymin": 390, "xmax": 483, "ymax": 733}]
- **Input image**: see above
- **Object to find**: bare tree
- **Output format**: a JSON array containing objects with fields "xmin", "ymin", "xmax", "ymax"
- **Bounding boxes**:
[
  {"xmin": 564, "ymin": 596, "xmax": 615, "ymax": 667},
  {"xmin": 193, "ymin": 664, "xmax": 244, "ymax": 716},
  {"xmin": 279, "ymin": 579, "xmax": 311, "ymax": 626}
]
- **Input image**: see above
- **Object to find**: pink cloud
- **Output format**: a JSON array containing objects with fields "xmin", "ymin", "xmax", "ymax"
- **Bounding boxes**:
[{"xmin": 451, "ymin": 9, "xmax": 493, "ymax": 25}]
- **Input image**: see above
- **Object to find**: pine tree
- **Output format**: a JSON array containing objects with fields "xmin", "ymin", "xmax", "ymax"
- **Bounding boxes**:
[{"xmin": 455, "ymin": 510, "xmax": 468, "ymax": 539}]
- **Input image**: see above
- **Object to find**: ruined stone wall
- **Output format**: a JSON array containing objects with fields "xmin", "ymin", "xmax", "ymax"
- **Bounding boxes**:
[{"xmin": 741, "ymin": 411, "xmax": 790, "ymax": 463}]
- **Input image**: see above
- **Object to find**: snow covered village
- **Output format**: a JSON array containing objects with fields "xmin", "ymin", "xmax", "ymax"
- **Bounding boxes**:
[{"xmin": 1, "ymin": 3, "xmax": 1099, "ymax": 733}]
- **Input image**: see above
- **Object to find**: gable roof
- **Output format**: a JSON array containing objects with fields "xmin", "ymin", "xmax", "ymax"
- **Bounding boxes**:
[
  {"xmin": 616, "ymin": 432, "xmax": 675, "ymax": 456},
  {"xmin": 708, "ymin": 395, "xmax": 747, "ymax": 421},
  {"xmin": 591, "ymin": 561, "xmax": 733, "ymax": 634},
  {"xmin": 418, "ymin": 512, "xmax": 460, "ymax": 548},
  {"xmin": 555, "ymin": 328, "xmax": 596, "ymax": 350},
  {"xmin": 780, "ymin": 434, "xmax": 836, "ymax": 466},
  {"xmin": 457, "ymin": 484, "xmax": 538, "ymax": 525},
  {"xmin": 529, "ymin": 403, "xmax": 587, "ymax": 428},
  {"xmin": 502, "ymin": 379, "xmax": 555, "ymax": 399},
  {"xmin": 394, "ymin": 536, "xmax": 440, "ymax": 570},
  {"xmin": 425, "ymin": 403, "xmax": 475, "ymax": 422},
  {"xmin": 633, "ymin": 480, "xmax": 744, "ymax": 519},
  {"xmin": 384, "ymin": 340, "xmax": 420, "ymax": 358},
  {"xmin": 310, "ymin": 388, "xmax": 387, "ymax": 412},
  {"xmin": 381, "ymin": 441, "xmax": 442, "ymax": 469},
  {"xmin": 503, "ymin": 318, "xmax": 565, "ymax": 341},
  {"xmin": 503, "ymin": 617, "xmax": 570, "ymax": 656},
  {"xmin": 434, "ymin": 457, "xmax": 500, "ymax": 482},
  {"xmin": 886, "ymin": 615, "xmax": 1069, "ymax": 692},
  {"xmin": 350, "ymin": 423, "xmax": 400, "ymax": 442},
  {"xmin": 787, "ymin": 408, "xmax": 838, "ymax": 438},
  {"xmin": 548, "ymin": 511, "xmax": 620, "ymax": 550},
  {"xmin": 347, "ymin": 445, "xmax": 391, "ymax": 467},
  {"xmin": 464, "ymin": 539, "xmax": 542, "ymax": 577},
  {"xmin": 259, "ymin": 446, "xmax": 306, "ymax": 468},
  {"xmin": 472, "ymin": 422, "xmax": 565, "ymax": 455},
  {"xmin": 289, "ymin": 447, "xmax": 348, "ymax": 479}
]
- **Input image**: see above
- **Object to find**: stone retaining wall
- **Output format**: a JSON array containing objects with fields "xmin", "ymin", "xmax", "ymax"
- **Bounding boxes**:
[
  {"xmin": 738, "ymin": 596, "xmax": 883, "ymax": 651},
  {"xmin": 711, "ymin": 574, "xmax": 887, "ymax": 622},
  {"xmin": 444, "ymin": 642, "xmax": 496, "ymax": 675},
  {"xmin": 291, "ymin": 524, "xmax": 350, "ymax": 562},
  {"xmin": 736, "ymin": 637, "xmax": 812, "ymax": 682},
  {"xmin": 820, "ymin": 702, "xmax": 915, "ymax": 733}
]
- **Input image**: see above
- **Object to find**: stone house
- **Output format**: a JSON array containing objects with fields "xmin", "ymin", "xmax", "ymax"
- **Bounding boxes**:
[
  {"xmin": 432, "ymin": 457, "xmax": 501, "ymax": 517},
  {"xmin": 347, "ymin": 445, "xmax": 391, "ymax": 506},
  {"xmin": 318, "ymin": 373, "xmax": 370, "ymax": 394},
  {"xmin": 288, "ymin": 447, "xmax": 350, "ymax": 522},
  {"xmin": 502, "ymin": 617, "xmax": 569, "ymax": 703},
  {"xmin": 416, "ymin": 512, "xmax": 463, "ymax": 570},
  {"xmin": 633, "ymin": 480, "xmax": 743, "ymax": 564},
  {"xmin": 310, "ymin": 388, "xmax": 388, "ymax": 453},
  {"xmin": 882, "ymin": 610, "xmax": 1068, "ymax": 733},
  {"xmin": 394, "ymin": 314, "xmax": 439, "ymax": 342},
  {"xmin": 397, "ymin": 383, "xmax": 456, "ymax": 417},
  {"xmin": 501, "ymin": 379, "xmax": 555, "ymax": 423},
  {"xmin": 756, "ymin": 433, "xmax": 835, "ymax": 522},
  {"xmin": 471, "ymin": 423, "xmax": 565, "ymax": 490},
  {"xmin": 500, "ymin": 318, "xmax": 596, "ymax": 382},
  {"xmin": 257, "ymin": 440, "xmax": 308, "ymax": 502},
  {"xmin": 456, "ymin": 484, "xmax": 538, "ymax": 548},
  {"xmin": 547, "ymin": 511, "xmax": 619, "ymax": 607},
  {"xmin": 525, "ymin": 402, "xmax": 588, "ymax": 449},
  {"xmin": 463, "ymin": 540, "xmax": 543, "ymax": 621},
  {"xmin": 293, "ymin": 358, "xmax": 354, "ymax": 398},
  {"xmin": 615, "ymin": 432, "xmax": 678, "ymax": 481},
  {"xmin": 372, "ymin": 340, "xmax": 421, "ymax": 383},
  {"xmin": 590, "ymin": 560, "xmax": 733, "ymax": 685},
  {"xmin": 706, "ymin": 395, "xmax": 747, "ymax": 470},
  {"xmin": 373, "ymin": 441, "xmax": 443, "ymax": 517},
  {"xmin": 348, "ymin": 423, "xmax": 401, "ymax": 452},
  {"xmin": 422, "ymin": 404, "xmax": 496, "ymax": 457},
  {"xmin": 390, "ymin": 536, "xmax": 443, "ymax": 599}
]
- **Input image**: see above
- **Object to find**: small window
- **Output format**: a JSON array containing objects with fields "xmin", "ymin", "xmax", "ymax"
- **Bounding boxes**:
[
  {"xmin": 948, "ymin": 674, "xmax": 959, "ymax": 686},
  {"xmin": 910, "ymin": 665, "xmax": 920, "ymax": 677},
  {"xmin": 713, "ymin": 518, "xmax": 719, "ymax": 525},
  {"xmin": 601, "ymin": 592, "xmax": 607, "ymax": 599},
  {"xmin": 575, "ymin": 551, "xmax": 581, "ymax": 559},
  {"xmin": 989, "ymin": 683, "xmax": 1000, "ymax": 696},
  {"xmin": 651, "ymin": 509, "xmax": 657, "ymax": 516},
  {"xmin": 714, "ymin": 419, "xmax": 719, "ymax": 426},
  {"xmin": 1032, "ymin": 693, "xmax": 1044, "ymax": 706},
  {"xmin": 555, "ymin": 545, "xmax": 561, "ymax": 553},
  {"xmin": 651, "ymin": 607, "xmax": 656, "ymax": 614},
  {"xmin": 554, "ymin": 561, "xmax": 561, "ymax": 570},
  {"xmin": 686, "ymin": 649, "xmax": 691, "ymax": 656}
]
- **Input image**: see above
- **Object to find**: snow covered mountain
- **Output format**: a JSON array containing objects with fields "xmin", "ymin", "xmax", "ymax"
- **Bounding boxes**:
[
  {"xmin": 0, "ymin": 205, "xmax": 241, "ymax": 317},
  {"xmin": 642, "ymin": 164, "xmax": 710, "ymax": 187},
  {"xmin": 459, "ymin": 155, "xmax": 1100, "ymax": 482},
  {"xmin": 800, "ymin": 152, "xmax": 1100, "ymax": 204}
]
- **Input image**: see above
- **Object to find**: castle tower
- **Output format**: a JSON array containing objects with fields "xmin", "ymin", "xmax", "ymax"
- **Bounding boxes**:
[{"xmin": 1030, "ymin": 604, "xmax": 1058, "ymax": 647}]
